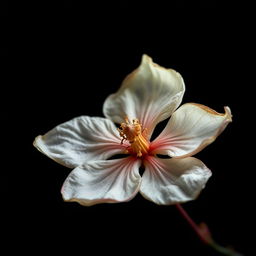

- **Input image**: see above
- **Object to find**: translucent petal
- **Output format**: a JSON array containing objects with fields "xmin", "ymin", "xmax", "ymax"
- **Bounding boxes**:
[
  {"xmin": 103, "ymin": 55, "xmax": 185, "ymax": 138},
  {"xmin": 151, "ymin": 103, "xmax": 232, "ymax": 157},
  {"xmin": 62, "ymin": 157, "xmax": 141, "ymax": 206},
  {"xmin": 140, "ymin": 156, "xmax": 211, "ymax": 205}
]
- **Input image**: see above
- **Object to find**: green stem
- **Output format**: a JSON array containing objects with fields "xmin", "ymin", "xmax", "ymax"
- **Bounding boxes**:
[
  {"xmin": 175, "ymin": 204, "xmax": 243, "ymax": 256},
  {"xmin": 210, "ymin": 241, "xmax": 243, "ymax": 256}
]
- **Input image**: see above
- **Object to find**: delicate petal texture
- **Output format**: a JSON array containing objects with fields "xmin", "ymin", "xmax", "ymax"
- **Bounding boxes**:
[
  {"xmin": 103, "ymin": 54, "xmax": 185, "ymax": 138},
  {"xmin": 61, "ymin": 157, "xmax": 141, "ymax": 206},
  {"xmin": 140, "ymin": 156, "xmax": 212, "ymax": 205},
  {"xmin": 151, "ymin": 103, "xmax": 232, "ymax": 158},
  {"xmin": 33, "ymin": 116, "xmax": 128, "ymax": 168}
]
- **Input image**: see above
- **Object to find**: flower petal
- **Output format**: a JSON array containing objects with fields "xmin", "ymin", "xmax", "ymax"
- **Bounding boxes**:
[
  {"xmin": 103, "ymin": 54, "xmax": 185, "ymax": 138},
  {"xmin": 151, "ymin": 103, "xmax": 232, "ymax": 157},
  {"xmin": 61, "ymin": 157, "xmax": 141, "ymax": 206},
  {"xmin": 33, "ymin": 116, "xmax": 128, "ymax": 168},
  {"xmin": 140, "ymin": 156, "xmax": 211, "ymax": 205}
]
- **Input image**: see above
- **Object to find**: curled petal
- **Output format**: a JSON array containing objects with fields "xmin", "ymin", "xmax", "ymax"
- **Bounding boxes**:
[
  {"xmin": 151, "ymin": 103, "xmax": 232, "ymax": 157},
  {"xmin": 103, "ymin": 54, "xmax": 185, "ymax": 138},
  {"xmin": 33, "ymin": 116, "xmax": 127, "ymax": 168},
  {"xmin": 140, "ymin": 156, "xmax": 212, "ymax": 205},
  {"xmin": 61, "ymin": 157, "xmax": 141, "ymax": 206}
]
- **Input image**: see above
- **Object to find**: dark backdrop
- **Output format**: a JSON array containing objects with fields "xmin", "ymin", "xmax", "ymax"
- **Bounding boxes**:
[{"xmin": 10, "ymin": 2, "xmax": 255, "ymax": 255}]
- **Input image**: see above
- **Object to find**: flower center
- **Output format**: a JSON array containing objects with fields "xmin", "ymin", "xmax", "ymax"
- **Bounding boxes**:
[{"xmin": 118, "ymin": 117, "xmax": 149, "ymax": 157}]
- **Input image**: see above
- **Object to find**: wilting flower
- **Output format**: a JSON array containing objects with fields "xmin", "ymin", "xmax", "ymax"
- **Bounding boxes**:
[{"xmin": 33, "ymin": 55, "xmax": 232, "ymax": 206}]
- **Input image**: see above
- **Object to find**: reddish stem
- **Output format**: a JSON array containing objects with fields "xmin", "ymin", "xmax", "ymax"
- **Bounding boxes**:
[
  {"xmin": 175, "ymin": 203, "xmax": 210, "ymax": 244},
  {"xmin": 175, "ymin": 204, "xmax": 243, "ymax": 256}
]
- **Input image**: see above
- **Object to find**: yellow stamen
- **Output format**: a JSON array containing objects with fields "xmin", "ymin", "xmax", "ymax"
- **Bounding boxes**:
[{"xmin": 118, "ymin": 117, "xmax": 149, "ymax": 157}]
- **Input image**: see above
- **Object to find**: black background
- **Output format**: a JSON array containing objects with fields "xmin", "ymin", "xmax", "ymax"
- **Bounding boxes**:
[{"xmin": 8, "ymin": 2, "xmax": 255, "ymax": 256}]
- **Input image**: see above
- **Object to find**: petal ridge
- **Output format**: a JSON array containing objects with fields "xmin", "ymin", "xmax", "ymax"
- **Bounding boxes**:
[{"xmin": 33, "ymin": 116, "xmax": 128, "ymax": 168}]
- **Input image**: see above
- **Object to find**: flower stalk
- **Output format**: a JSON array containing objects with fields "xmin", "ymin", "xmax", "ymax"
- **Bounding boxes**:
[{"xmin": 175, "ymin": 204, "xmax": 243, "ymax": 256}]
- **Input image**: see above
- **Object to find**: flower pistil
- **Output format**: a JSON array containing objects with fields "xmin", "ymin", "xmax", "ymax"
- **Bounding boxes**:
[{"xmin": 118, "ymin": 117, "xmax": 149, "ymax": 157}]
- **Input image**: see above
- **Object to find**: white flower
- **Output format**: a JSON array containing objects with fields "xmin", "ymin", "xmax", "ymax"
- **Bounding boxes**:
[{"xmin": 34, "ymin": 55, "xmax": 232, "ymax": 206}]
